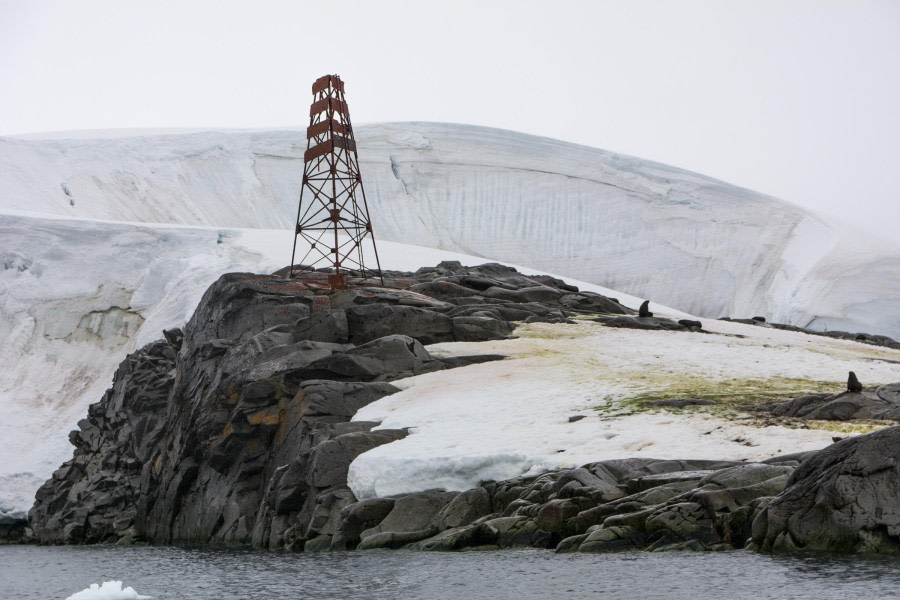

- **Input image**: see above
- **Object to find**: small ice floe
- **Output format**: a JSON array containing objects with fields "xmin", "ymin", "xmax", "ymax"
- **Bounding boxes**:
[{"xmin": 65, "ymin": 580, "xmax": 152, "ymax": 600}]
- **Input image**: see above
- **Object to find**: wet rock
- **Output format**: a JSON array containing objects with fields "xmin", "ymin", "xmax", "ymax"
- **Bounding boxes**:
[
  {"xmin": 359, "ymin": 491, "xmax": 458, "ymax": 542},
  {"xmin": 434, "ymin": 488, "xmax": 493, "ymax": 530},
  {"xmin": 357, "ymin": 527, "xmax": 439, "ymax": 550}
]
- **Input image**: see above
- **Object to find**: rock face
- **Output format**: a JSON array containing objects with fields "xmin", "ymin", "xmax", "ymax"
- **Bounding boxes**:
[
  {"xmin": 28, "ymin": 263, "xmax": 631, "ymax": 547},
  {"xmin": 751, "ymin": 427, "xmax": 900, "ymax": 553},
  {"xmin": 29, "ymin": 339, "xmax": 176, "ymax": 544}
]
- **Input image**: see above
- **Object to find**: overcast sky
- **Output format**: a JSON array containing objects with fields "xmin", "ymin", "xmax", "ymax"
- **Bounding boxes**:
[{"xmin": 1, "ymin": 0, "xmax": 898, "ymax": 239}]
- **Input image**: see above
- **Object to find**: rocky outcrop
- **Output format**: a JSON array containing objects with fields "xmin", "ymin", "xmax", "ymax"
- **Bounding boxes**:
[
  {"xmin": 599, "ymin": 315, "xmax": 704, "ymax": 332},
  {"xmin": 771, "ymin": 384, "xmax": 900, "ymax": 421},
  {"xmin": 721, "ymin": 317, "xmax": 900, "ymax": 351},
  {"xmin": 31, "ymin": 260, "xmax": 900, "ymax": 554},
  {"xmin": 310, "ymin": 458, "xmax": 800, "ymax": 553},
  {"xmin": 750, "ymin": 427, "xmax": 900, "ymax": 553},
  {"xmin": 28, "ymin": 262, "xmax": 631, "ymax": 547}
]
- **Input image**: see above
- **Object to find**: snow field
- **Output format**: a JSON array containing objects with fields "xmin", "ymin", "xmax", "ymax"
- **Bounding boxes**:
[{"xmin": 347, "ymin": 317, "xmax": 900, "ymax": 499}]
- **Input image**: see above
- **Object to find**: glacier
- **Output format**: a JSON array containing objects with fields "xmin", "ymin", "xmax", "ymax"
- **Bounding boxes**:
[{"xmin": 3, "ymin": 122, "xmax": 899, "ymax": 338}]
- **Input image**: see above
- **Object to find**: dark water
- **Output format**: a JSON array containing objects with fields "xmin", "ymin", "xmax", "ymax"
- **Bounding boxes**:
[{"xmin": 2, "ymin": 545, "xmax": 900, "ymax": 600}]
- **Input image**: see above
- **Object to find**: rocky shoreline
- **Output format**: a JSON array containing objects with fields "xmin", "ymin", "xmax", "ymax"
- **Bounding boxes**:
[{"xmin": 14, "ymin": 262, "xmax": 900, "ymax": 554}]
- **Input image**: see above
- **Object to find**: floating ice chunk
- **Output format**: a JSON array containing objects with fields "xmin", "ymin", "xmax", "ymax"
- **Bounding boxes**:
[{"xmin": 65, "ymin": 580, "xmax": 152, "ymax": 600}]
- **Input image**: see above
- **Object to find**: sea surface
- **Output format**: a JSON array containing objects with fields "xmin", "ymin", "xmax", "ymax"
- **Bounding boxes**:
[{"xmin": 2, "ymin": 545, "xmax": 900, "ymax": 600}]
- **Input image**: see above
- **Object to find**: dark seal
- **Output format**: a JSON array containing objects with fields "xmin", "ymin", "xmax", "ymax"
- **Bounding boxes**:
[{"xmin": 847, "ymin": 371, "xmax": 863, "ymax": 393}]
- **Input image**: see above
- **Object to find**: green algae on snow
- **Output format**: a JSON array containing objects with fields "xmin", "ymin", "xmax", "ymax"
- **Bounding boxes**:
[{"xmin": 594, "ymin": 376, "xmax": 841, "ymax": 419}]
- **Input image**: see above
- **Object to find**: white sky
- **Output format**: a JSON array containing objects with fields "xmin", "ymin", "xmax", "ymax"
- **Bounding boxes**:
[{"xmin": 1, "ymin": 0, "xmax": 898, "ymax": 238}]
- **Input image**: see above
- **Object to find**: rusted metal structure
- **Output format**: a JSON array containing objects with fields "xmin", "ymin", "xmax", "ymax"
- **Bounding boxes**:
[{"xmin": 289, "ymin": 74, "xmax": 383, "ymax": 288}]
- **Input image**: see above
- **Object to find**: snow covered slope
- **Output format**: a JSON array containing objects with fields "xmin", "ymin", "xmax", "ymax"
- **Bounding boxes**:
[{"xmin": 2, "ymin": 123, "xmax": 899, "ymax": 338}]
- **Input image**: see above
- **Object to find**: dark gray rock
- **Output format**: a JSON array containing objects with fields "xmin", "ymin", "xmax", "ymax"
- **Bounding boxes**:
[
  {"xmin": 346, "ymin": 304, "xmax": 453, "ymax": 345},
  {"xmin": 308, "ymin": 431, "xmax": 408, "ymax": 489},
  {"xmin": 359, "ymin": 491, "xmax": 458, "ymax": 542},
  {"xmin": 29, "ymin": 340, "xmax": 177, "ymax": 544},
  {"xmin": 451, "ymin": 316, "xmax": 514, "ymax": 342},
  {"xmin": 483, "ymin": 285, "xmax": 564, "ymax": 304},
  {"xmin": 752, "ymin": 427, "xmax": 900, "ymax": 553},
  {"xmin": 357, "ymin": 527, "xmax": 439, "ymax": 550},
  {"xmin": 289, "ymin": 310, "xmax": 350, "ymax": 344},
  {"xmin": 772, "ymin": 389, "xmax": 900, "ymax": 421},
  {"xmin": 184, "ymin": 272, "xmax": 316, "ymax": 346},
  {"xmin": 162, "ymin": 327, "xmax": 184, "ymax": 349},
  {"xmin": 408, "ymin": 280, "xmax": 482, "ymax": 301},
  {"xmin": 299, "ymin": 335, "xmax": 441, "ymax": 382},
  {"xmin": 558, "ymin": 293, "xmax": 629, "ymax": 315},
  {"xmin": 331, "ymin": 498, "xmax": 395, "ymax": 550},
  {"xmin": 330, "ymin": 287, "xmax": 451, "ymax": 310},
  {"xmin": 600, "ymin": 315, "xmax": 690, "ymax": 331},
  {"xmin": 298, "ymin": 380, "xmax": 400, "ymax": 419},
  {"xmin": 434, "ymin": 488, "xmax": 493, "ymax": 530}
]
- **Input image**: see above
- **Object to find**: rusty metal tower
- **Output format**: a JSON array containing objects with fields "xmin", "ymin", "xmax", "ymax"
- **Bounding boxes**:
[{"xmin": 289, "ymin": 74, "xmax": 383, "ymax": 288}]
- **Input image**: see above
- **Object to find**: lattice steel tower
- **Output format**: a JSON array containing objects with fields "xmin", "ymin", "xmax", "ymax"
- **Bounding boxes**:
[{"xmin": 289, "ymin": 74, "xmax": 383, "ymax": 287}]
